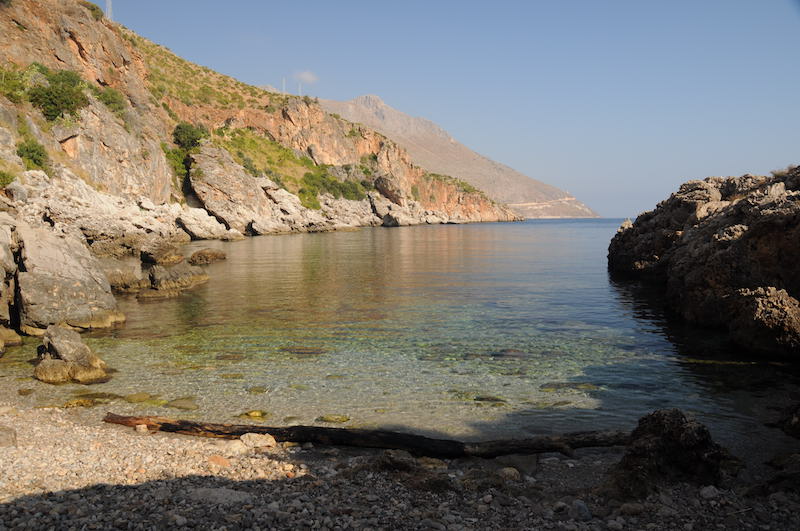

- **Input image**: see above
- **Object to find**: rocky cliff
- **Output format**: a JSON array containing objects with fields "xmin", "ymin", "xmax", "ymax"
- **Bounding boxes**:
[
  {"xmin": 0, "ymin": 0, "xmax": 519, "ymax": 344},
  {"xmin": 322, "ymin": 95, "xmax": 597, "ymax": 219},
  {"xmin": 608, "ymin": 166, "xmax": 800, "ymax": 357}
]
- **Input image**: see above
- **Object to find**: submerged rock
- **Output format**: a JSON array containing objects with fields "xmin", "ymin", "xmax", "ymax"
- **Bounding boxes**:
[
  {"xmin": 316, "ymin": 414, "xmax": 350, "ymax": 423},
  {"xmin": 188, "ymin": 248, "xmax": 227, "ymax": 265},
  {"xmin": 166, "ymin": 397, "xmax": 199, "ymax": 411}
]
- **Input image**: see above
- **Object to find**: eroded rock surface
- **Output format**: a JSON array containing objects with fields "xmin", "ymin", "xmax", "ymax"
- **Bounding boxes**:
[
  {"xmin": 34, "ymin": 325, "xmax": 109, "ymax": 384},
  {"xmin": 16, "ymin": 223, "xmax": 123, "ymax": 334},
  {"xmin": 608, "ymin": 167, "xmax": 800, "ymax": 357}
]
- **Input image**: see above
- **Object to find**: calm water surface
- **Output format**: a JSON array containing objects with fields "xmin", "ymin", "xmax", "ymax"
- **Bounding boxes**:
[{"xmin": 2, "ymin": 219, "xmax": 798, "ymax": 460}]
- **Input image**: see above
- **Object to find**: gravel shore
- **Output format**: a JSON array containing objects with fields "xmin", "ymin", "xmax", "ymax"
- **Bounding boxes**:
[{"xmin": 0, "ymin": 402, "xmax": 798, "ymax": 530}]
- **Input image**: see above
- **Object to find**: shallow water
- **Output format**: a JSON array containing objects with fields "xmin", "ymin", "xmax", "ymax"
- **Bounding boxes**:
[{"xmin": 2, "ymin": 220, "xmax": 798, "ymax": 462}]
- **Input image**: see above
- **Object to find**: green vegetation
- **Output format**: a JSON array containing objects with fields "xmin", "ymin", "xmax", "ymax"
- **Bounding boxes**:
[
  {"xmin": 0, "ymin": 171, "xmax": 15, "ymax": 188},
  {"xmin": 346, "ymin": 128, "xmax": 359, "ymax": 138},
  {"xmin": 425, "ymin": 172, "xmax": 481, "ymax": 195},
  {"xmin": 16, "ymin": 138, "xmax": 48, "ymax": 171},
  {"xmin": 91, "ymin": 86, "xmax": 126, "ymax": 116},
  {"xmin": 122, "ymin": 28, "xmax": 291, "ymax": 112},
  {"xmin": 298, "ymin": 170, "xmax": 367, "ymax": 209},
  {"xmin": 27, "ymin": 67, "xmax": 89, "ymax": 121},
  {"xmin": 79, "ymin": 1, "xmax": 104, "ymax": 20},
  {"xmin": 411, "ymin": 185, "xmax": 420, "ymax": 201},
  {"xmin": 214, "ymin": 127, "xmax": 367, "ymax": 209},
  {"xmin": 161, "ymin": 102, "xmax": 179, "ymax": 121},
  {"xmin": 0, "ymin": 65, "xmax": 26, "ymax": 103},
  {"xmin": 172, "ymin": 122, "xmax": 208, "ymax": 150},
  {"xmin": 0, "ymin": 0, "xmax": 12, "ymax": 7}
]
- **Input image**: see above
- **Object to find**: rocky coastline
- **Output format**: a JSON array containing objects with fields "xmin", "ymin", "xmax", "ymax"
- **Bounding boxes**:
[{"xmin": 608, "ymin": 166, "xmax": 800, "ymax": 358}]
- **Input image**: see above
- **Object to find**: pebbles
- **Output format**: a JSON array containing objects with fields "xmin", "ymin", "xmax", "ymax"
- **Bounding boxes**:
[{"xmin": 0, "ymin": 403, "xmax": 799, "ymax": 529}]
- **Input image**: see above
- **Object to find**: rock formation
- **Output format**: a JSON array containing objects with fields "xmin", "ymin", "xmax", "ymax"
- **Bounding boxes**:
[
  {"xmin": 605, "ymin": 409, "xmax": 738, "ymax": 498},
  {"xmin": 608, "ymin": 166, "xmax": 800, "ymax": 357},
  {"xmin": 34, "ymin": 325, "xmax": 109, "ymax": 384}
]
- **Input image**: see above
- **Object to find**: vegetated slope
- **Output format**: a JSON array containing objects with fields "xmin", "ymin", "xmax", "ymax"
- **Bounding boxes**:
[{"xmin": 322, "ymin": 95, "xmax": 597, "ymax": 218}]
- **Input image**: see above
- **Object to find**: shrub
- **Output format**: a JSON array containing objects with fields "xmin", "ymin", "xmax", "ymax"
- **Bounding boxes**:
[
  {"xmin": 161, "ymin": 142, "xmax": 188, "ymax": 179},
  {"xmin": 27, "ymin": 68, "xmax": 89, "ymax": 121},
  {"xmin": 96, "ymin": 86, "xmax": 126, "ymax": 115},
  {"xmin": 0, "ymin": 0, "xmax": 12, "ymax": 6},
  {"xmin": 0, "ymin": 66, "xmax": 25, "ymax": 103},
  {"xmin": 161, "ymin": 102, "xmax": 179, "ymax": 121},
  {"xmin": 16, "ymin": 138, "xmax": 48, "ymax": 170},
  {"xmin": 172, "ymin": 122, "xmax": 207, "ymax": 150},
  {"xmin": 0, "ymin": 170, "xmax": 15, "ymax": 188},
  {"xmin": 79, "ymin": 1, "xmax": 104, "ymax": 20}
]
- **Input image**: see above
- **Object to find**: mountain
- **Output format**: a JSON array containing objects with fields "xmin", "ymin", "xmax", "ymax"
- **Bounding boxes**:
[{"xmin": 321, "ymin": 95, "xmax": 597, "ymax": 218}]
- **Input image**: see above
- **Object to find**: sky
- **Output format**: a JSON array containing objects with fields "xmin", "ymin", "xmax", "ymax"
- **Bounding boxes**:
[{"xmin": 112, "ymin": 0, "xmax": 800, "ymax": 217}]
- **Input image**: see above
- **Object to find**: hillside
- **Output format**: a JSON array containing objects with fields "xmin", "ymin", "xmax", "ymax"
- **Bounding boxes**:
[
  {"xmin": 322, "ymin": 95, "xmax": 597, "ymax": 218},
  {"xmin": 0, "ymin": 0, "xmax": 518, "ymax": 340}
]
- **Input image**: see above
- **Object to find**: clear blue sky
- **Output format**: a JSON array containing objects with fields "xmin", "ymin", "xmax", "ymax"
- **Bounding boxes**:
[{"xmin": 113, "ymin": 0, "xmax": 800, "ymax": 217}]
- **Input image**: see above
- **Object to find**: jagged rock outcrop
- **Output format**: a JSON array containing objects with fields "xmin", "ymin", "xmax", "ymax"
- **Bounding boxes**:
[{"xmin": 608, "ymin": 167, "xmax": 800, "ymax": 357}]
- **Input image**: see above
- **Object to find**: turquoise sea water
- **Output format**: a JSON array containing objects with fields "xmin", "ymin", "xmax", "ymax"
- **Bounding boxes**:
[{"xmin": 1, "ymin": 219, "xmax": 798, "ymax": 461}]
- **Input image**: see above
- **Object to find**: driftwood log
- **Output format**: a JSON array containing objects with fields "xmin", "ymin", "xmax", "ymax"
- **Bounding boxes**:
[{"xmin": 104, "ymin": 413, "xmax": 630, "ymax": 458}]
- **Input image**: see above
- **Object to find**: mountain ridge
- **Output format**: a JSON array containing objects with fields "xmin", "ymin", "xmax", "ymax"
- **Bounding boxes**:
[{"xmin": 321, "ymin": 95, "xmax": 597, "ymax": 218}]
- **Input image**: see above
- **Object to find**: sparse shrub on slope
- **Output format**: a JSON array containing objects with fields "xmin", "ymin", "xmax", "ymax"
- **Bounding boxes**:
[
  {"xmin": 27, "ymin": 68, "xmax": 89, "ymax": 121},
  {"xmin": 17, "ymin": 138, "xmax": 48, "ymax": 171},
  {"xmin": 79, "ymin": 1, "xmax": 104, "ymax": 21},
  {"xmin": 0, "ymin": 171, "xmax": 16, "ymax": 188}
]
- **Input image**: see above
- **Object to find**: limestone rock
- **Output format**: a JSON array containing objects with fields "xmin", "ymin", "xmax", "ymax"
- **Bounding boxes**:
[
  {"xmin": 188, "ymin": 248, "xmax": 226, "ymax": 265},
  {"xmin": 16, "ymin": 223, "xmax": 123, "ymax": 333},
  {"xmin": 42, "ymin": 325, "xmax": 91, "ymax": 363},
  {"xmin": 148, "ymin": 262, "xmax": 208, "ymax": 291},
  {"xmin": 177, "ymin": 206, "xmax": 230, "ymax": 240},
  {"xmin": 35, "ymin": 326, "xmax": 109, "ymax": 384},
  {"xmin": 97, "ymin": 257, "xmax": 150, "ymax": 293},
  {"xmin": 240, "ymin": 432, "xmax": 277, "ymax": 449}
]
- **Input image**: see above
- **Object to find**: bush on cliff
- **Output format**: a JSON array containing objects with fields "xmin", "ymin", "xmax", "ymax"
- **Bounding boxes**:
[
  {"xmin": 16, "ymin": 138, "xmax": 48, "ymax": 171},
  {"xmin": 173, "ymin": 122, "xmax": 208, "ymax": 151},
  {"xmin": 0, "ymin": 171, "xmax": 15, "ymax": 188},
  {"xmin": 27, "ymin": 68, "xmax": 89, "ymax": 121},
  {"xmin": 79, "ymin": 1, "xmax": 104, "ymax": 21}
]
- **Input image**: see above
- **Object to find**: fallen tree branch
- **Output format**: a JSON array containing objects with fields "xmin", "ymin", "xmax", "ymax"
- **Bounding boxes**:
[{"xmin": 104, "ymin": 413, "xmax": 630, "ymax": 458}]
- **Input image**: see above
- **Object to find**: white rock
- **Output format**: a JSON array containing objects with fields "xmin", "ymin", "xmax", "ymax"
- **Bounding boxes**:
[
  {"xmin": 240, "ymin": 432, "xmax": 277, "ymax": 449},
  {"xmin": 699, "ymin": 485, "xmax": 720, "ymax": 500}
]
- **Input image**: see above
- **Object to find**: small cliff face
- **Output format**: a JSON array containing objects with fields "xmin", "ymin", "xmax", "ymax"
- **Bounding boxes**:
[{"xmin": 608, "ymin": 167, "xmax": 800, "ymax": 357}]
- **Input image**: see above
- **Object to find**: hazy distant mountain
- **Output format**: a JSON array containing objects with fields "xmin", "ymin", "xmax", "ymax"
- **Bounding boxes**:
[{"xmin": 321, "ymin": 95, "xmax": 597, "ymax": 218}]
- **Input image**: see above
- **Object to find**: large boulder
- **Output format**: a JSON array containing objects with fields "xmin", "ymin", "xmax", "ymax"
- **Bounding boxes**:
[
  {"xmin": 608, "ymin": 167, "xmax": 800, "ymax": 357},
  {"xmin": 34, "ymin": 325, "xmax": 109, "ymax": 384},
  {"xmin": 188, "ymin": 248, "xmax": 226, "ymax": 265},
  {"xmin": 16, "ymin": 224, "xmax": 124, "ymax": 335},
  {"xmin": 605, "ymin": 409, "xmax": 738, "ymax": 498}
]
